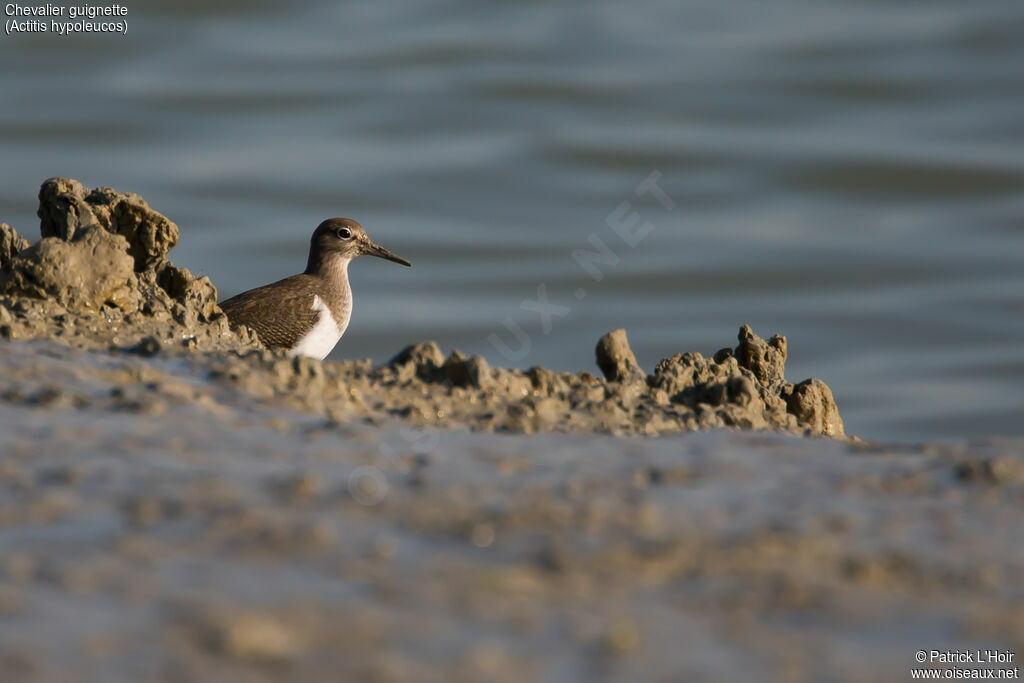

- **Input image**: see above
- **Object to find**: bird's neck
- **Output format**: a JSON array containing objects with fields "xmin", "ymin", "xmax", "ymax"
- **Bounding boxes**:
[{"xmin": 305, "ymin": 253, "xmax": 351, "ymax": 292}]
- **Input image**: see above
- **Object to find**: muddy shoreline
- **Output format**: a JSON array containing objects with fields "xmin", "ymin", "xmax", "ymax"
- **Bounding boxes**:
[
  {"xmin": 1, "ymin": 180, "xmax": 1021, "ymax": 681},
  {"xmin": 1, "ymin": 178, "xmax": 845, "ymax": 439}
]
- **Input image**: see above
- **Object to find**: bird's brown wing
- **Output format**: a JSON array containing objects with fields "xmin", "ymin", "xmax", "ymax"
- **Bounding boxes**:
[{"xmin": 219, "ymin": 275, "xmax": 321, "ymax": 351}]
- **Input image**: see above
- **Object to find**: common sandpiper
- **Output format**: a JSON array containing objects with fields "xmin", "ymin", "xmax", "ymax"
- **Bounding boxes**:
[{"xmin": 219, "ymin": 218, "xmax": 411, "ymax": 359}]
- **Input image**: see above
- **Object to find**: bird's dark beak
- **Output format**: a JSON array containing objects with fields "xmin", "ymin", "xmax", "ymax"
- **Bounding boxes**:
[{"xmin": 362, "ymin": 240, "xmax": 411, "ymax": 267}]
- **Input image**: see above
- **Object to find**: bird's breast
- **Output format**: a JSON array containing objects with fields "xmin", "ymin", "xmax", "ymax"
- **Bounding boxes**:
[{"xmin": 289, "ymin": 295, "xmax": 344, "ymax": 360}]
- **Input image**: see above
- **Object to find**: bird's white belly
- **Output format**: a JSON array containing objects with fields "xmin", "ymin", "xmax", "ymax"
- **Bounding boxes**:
[{"xmin": 289, "ymin": 295, "xmax": 348, "ymax": 360}]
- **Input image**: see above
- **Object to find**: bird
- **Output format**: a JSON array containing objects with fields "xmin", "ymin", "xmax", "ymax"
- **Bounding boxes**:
[{"xmin": 219, "ymin": 218, "xmax": 411, "ymax": 360}]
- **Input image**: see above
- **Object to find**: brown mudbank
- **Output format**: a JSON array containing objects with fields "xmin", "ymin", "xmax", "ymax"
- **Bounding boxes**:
[
  {"xmin": 784, "ymin": 378, "xmax": 844, "ymax": 438},
  {"xmin": 1, "ymin": 226, "xmax": 137, "ymax": 311},
  {"xmin": 37, "ymin": 176, "xmax": 179, "ymax": 270},
  {"xmin": 0, "ymin": 223, "xmax": 29, "ymax": 267},
  {"xmin": 0, "ymin": 178, "xmax": 845, "ymax": 437},
  {"xmin": 0, "ymin": 179, "xmax": 257, "ymax": 354},
  {"xmin": 595, "ymin": 328, "xmax": 645, "ymax": 383},
  {"xmin": 595, "ymin": 325, "xmax": 844, "ymax": 436}
]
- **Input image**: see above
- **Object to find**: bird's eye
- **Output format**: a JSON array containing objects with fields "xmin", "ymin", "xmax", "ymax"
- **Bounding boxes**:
[{"xmin": 336, "ymin": 227, "xmax": 352, "ymax": 240}]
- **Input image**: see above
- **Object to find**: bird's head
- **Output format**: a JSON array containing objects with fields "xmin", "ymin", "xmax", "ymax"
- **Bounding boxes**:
[{"xmin": 307, "ymin": 218, "xmax": 411, "ymax": 273}]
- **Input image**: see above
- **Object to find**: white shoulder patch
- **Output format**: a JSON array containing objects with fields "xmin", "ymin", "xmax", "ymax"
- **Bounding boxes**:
[{"xmin": 288, "ymin": 295, "xmax": 343, "ymax": 360}]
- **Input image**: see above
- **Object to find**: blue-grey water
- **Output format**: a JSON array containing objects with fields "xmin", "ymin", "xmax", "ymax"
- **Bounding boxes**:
[{"xmin": 2, "ymin": 0, "xmax": 1023, "ymax": 442}]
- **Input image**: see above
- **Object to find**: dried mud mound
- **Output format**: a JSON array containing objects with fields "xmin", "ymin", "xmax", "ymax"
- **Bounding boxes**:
[
  {"xmin": 0, "ymin": 178, "xmax": 844, "ymax": 437},
  {"xmin": 0, "ymin": 178, "xmax": 260, "ymax": 354}
]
